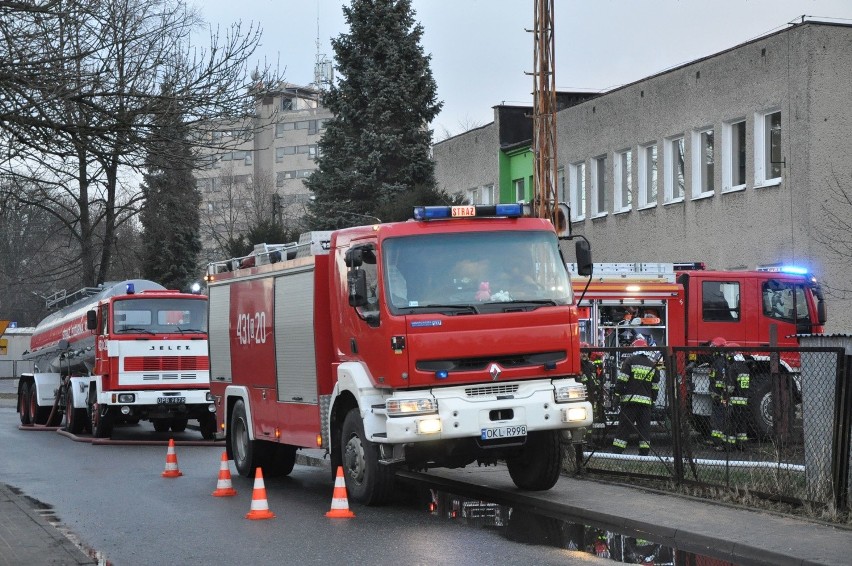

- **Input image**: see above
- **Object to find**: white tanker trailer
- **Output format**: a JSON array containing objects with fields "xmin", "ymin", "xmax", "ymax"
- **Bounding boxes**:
[{"xmin": 17, "ymin": 280, "xmax": 215, "ymax": 439}]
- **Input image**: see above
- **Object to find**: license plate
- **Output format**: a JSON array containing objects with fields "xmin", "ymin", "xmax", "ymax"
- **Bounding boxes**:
[
  {"xmin": 157, "ymin": 396, "xmax": 185, "ymax": 405},
  {"xmin": 481, "ymin": 424, "xmax": 527, "ymax": 440}
]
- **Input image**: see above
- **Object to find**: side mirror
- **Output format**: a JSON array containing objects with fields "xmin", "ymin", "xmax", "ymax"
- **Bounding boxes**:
[
  {"xmin": 86, "ymin": 310, "xmax": 98, "ymax": 330},
  {"xmin": 348, "ymin": 269, "xmax": 368, "ymax": 307},
  {"xmin": 575, "ymin": 240, "xmax": 593, "ymax": 277},
  {"xmin": 817, "ymin": 299, "xmax": 826, "ymax": 325},
  {"xmin": 344, "ymin": 248, "xmax": 363, "ymax": 268}
]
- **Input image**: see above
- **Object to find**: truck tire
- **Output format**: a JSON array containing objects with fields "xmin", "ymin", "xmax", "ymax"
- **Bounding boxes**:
[
  {"xmin": 341, "ymin": 408, "xmax": 395, "ymax": 505},
  {"xmin": 506, "ymin": 430, "xmax": 563, "ymax": 491},
  {"xmin": 65, "ymin": 384, "xmax": 86, "ymax": 435},
  {"xmin": 19, "ymin": 381, "xmax": 32, "ymax": 425},
  {"xmin": 152, "ymin": 419, "xmax": 171, "ymax": 433},
  {"xmin": 198, "ymin": 412, "xmax": 216, "ymax": 440},
  {"xmin": 91, "ymin": 405, "xmax": 114, "ymax": 438},
  {"xmin": 29, "ymin": 383, "xmax": 50, "ymax": 425},
  {"xmin": 231, "ymin": 399, "xmax": 260, "ymax": 477},
  {"xmin": 264, "ymin": 444, "xmax": 297, "ymax": 477},
  {"xmin": 170, "ymin": 418, "xmax": 188, "ymax": 432}
]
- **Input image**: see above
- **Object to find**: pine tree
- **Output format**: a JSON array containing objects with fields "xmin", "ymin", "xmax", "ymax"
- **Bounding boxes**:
[
  {"xmin": 306, "ymin": 0, "xmax": 442, "ymax": 229},
  {"xmin": 139, "ymin": 84, "xmax": 202, "ymax": 291}
]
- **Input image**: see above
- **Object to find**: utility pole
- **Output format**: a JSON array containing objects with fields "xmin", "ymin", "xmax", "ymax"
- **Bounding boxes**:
[{"xmin": 531, "ymin": 0, "xmax": 560, "ymax": 229}]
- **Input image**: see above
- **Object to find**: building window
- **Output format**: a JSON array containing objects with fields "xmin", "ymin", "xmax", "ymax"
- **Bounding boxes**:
[
  {"xmin": 665, "ymin": 136, "xmax": 685, "ymax": 202},
  {"xmin": 614, "ymin": 149, "xmax": 632, "ymax": 212},
  {"xmin": 755, "ymin": 109, "xmax": 781, "ymax": 185},
  {"xmin": 591, "ymin": 155, "xmax": 607, "ymax": 216},
  {"xmin": 691, "ymin": 128, "xmax": 714, "ymax": 197},
  {"xmin": 724, "ymin": 119, "xmax": 747, "ymax": 191},
  {"xmin": 281, "ymin": 98, "xmax": 294, "ymax": 111},
  {"xmin": 637, "ymin": 143, "xmax": 657, "ymax": 208},
  {"xmin": 568, "ymin": 162, "xmax": 586, "ymax": 220},
  {"xmin": 513, "ymin": 178, "xmax": 525, "ymax": 202},
  {"xmin": 481, "ymin": 183, "xmax": 495, "ymax": 205}
]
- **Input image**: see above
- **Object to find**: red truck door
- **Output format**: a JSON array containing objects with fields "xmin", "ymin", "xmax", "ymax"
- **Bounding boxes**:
[
  {"xmin": 755, "ymin": 276, "xmax": 808, "ymax": 348},
  {"xmin": 682, "ymin": 274, "xmax": 751, "ymax": 346}
]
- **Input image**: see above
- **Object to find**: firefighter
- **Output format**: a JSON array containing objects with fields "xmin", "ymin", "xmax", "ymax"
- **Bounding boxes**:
[
  {"xmin": 726, "ymin": 342, "xmax": 750, "ymax": 449},
  {"xmin": 611, "ymin": 338, "xmax": 660, "ymax": 456},
  {"xmin": 579, "ymin": 342, "xmax": 604, "ymax": 444},
  {"xmin": 708, "ymin": 336, "xmax": 736, "ymax": 451}
]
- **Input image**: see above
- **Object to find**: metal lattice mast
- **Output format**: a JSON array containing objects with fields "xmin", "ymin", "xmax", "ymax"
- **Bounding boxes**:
[{"xmin": 532, "ymin": 0, "xmax": 559, "ymax": 226}]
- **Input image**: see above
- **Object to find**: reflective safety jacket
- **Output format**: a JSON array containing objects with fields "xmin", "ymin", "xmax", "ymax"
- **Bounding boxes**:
[{"xmin": 615, "ymin": 353, "xmax": 659, "ymax": 405}]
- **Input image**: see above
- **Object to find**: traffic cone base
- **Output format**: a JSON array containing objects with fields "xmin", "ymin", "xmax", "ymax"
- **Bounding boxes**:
[
  {"xmin": 245, "ymin": 468, "xmax": 275, "ymax": 520},
  {"xmin": 325, "ymin": 466, "xmax": 355, "ymax": 518},
  {"xmin": 162, "ymin": 438, "xmax": 183, "ymax": 478},
  {"xmin": 212, "ymin": 451, "xmax": 237, "ymax": 497}
]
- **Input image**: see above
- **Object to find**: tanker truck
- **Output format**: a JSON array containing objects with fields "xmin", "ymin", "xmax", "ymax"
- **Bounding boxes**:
[{"xmin": 16, "ymin": 279, "xmax": 215, "ymax": 439}]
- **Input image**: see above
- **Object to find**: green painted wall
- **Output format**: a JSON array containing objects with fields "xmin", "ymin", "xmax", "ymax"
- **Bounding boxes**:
[{"xmin": 499, "ymin": 145, "xmax": 533, "ymax": 203}]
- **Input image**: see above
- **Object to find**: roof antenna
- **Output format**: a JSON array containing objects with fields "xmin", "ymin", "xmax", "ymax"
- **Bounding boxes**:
[{"xmin": 313, "ymin": 1, "xmax": 333, "ymax": 93}]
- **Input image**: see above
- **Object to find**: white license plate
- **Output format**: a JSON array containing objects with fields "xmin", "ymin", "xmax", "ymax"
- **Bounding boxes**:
[
  {"xmin": 157, "ymin": 396, "xmax": 185, "ymax": 405},
  {"xmin": 481, "ymin": 424, "xmax": 527, "ymax": 440}
]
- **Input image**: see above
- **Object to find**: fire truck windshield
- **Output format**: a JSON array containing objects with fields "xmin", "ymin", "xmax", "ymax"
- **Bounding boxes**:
[
  {"xmin": 112, "ymin": 298, "xmax": 208, "ymax": 335},
  {"xmin": 383, "ymin": 230, "xmax": 571, "ymax": 312}
]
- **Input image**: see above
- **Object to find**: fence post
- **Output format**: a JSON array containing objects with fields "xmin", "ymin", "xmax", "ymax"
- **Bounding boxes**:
[
  {"xmin": 669, "ymin": 348, "xmax": 684, "ymax": 484},
  {"xmin": 832, "ymin": 355, "xmax": 852, "ymax": 514}
]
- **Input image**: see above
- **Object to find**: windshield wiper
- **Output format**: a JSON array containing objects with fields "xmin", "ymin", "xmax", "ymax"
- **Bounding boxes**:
[
  {"xmin": 116, "ymin": 327, "xmax": 155, "ymax": 334},
  {"xmin": 175, "ymin": 327, "xmax": 204, "ymax": 333},
  {"xmin": 399, "ymin": 304, "xmax": 479, "ymax": 314},
  {"xmin": 484, "ymin": 299, "xmax": 559, "ymax": 307}
]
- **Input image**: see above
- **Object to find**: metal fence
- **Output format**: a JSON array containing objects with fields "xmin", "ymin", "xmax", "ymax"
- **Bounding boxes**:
[{"xmin": 572, "ymin": 345, "xmax": 851, "ymax": 516}]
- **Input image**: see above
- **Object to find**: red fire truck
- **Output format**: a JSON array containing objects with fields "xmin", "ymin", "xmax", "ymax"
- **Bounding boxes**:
[
  {"xmin": 18, "ymin": 280, "xmax": 214, "ymax": 439},
  {"xmin": 569, "ymin": 262, "xmax": 826, "ymax": 436},
  {"xmin": 206, "ymin": 204, "xmax": 594, "ymax": 505}
]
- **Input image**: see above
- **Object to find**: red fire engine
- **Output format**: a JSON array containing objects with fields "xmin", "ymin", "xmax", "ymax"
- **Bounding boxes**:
[
  {"xmin": 206, "ymin": 204, "xmax": 594, "ymax": 505},
  {"xmin": 569, "ymin": 262, "xmax": 826, "ymax": 436}
]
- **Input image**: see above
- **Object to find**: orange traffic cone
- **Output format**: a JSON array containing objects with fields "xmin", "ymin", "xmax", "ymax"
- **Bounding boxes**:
[
  {"xmin": 325, "ymin": 466, "xmax": 355, "ymax": 518},
  {"xmin": 245, "ymin": 468, "xmax": 275, "ymax": 520},
  {"xmin": 212, "ymin": 452, "xmax": 237, "ymax": 497},
  {"xmin": 161, "ymin": 438, "xmax": 183, "ymax": 478}
]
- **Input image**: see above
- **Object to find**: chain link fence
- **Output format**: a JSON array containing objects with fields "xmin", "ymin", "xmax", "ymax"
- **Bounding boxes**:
[{"xmin": 571, "ymin": 345, "xmax": 850, "ymax": 516}]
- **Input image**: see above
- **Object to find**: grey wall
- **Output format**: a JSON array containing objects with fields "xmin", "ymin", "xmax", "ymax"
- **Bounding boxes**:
[{"xmin": 433, "ymin": 121, "xmax": 499, "ymax": 198}]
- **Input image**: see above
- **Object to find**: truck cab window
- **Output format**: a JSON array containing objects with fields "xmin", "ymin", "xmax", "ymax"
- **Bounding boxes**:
[
  {"xmin": 762, "ymin": 280, "xmax": 809, "ymax": 322},
  {"xmin": 701, "ymin": 281, "xmax": 739, "ymax": 321}
]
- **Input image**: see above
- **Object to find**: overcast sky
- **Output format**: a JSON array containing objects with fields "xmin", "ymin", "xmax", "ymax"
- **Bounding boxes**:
[{"xmin": 193, "ymin": 0, "xmax": 852, "ymax": 138}]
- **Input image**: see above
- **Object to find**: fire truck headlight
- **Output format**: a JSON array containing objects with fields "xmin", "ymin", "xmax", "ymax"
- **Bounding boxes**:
[
  {"xmin": 554, "ymin": 383, "xmax": 586, "ymax": 403},
  {"xmin": 117, "ymin": 393, "xmax": 135, "ymax": 403},
  {"xmin": 208, "ymin": 404, "xmax": 216, "ymax": 413},
  {"xmin": 563, "ymin": 406, "xmax": 588, "ymax": 423},
  {"xmin": 206, "ymin": 392, "xmax": 215, "ymax": 402},
  {"xmin": 386, "ymin": 398, "xmax": 437, "ymax": 417},
  {"xmin": 415, "ymin": 418, "xmax": 442, "ymax": 435}
]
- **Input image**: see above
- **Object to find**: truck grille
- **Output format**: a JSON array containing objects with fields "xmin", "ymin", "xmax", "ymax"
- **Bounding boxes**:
[
  {"xmin": 124, "ymin": 356, "xmax": 209, "ymax": 372},
  {"xmin": 465, "ymin": 384, "xmax": 519, "ymax": 397}
]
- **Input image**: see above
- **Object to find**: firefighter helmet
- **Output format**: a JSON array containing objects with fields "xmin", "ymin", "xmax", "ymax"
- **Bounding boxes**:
[
  {"xmin": 709, "ymin": 336, "xmax": 727, "ymax": 348},
  {"xmin": 631, "ymin": 338, "xmax": 648, "ymax": 348}
]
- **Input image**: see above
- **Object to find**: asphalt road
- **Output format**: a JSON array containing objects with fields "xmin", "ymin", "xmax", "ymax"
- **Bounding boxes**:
[{"xmin": 0, "ymin": 402, "xmax": 609, "ymax": 566}]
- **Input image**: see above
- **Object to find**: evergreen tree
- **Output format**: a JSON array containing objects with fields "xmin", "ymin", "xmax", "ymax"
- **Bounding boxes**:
[
  {"xmin": 139, "ymin": 84, "xmax": 202, "ymax": 291},
  {"xmin": 306, "ymin": 0, "xmax": 442, "ymax": 230}
]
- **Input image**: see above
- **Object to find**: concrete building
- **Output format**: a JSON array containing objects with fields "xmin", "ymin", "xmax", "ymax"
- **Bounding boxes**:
[
  {"xmin": 196, "ymin": 83, "xmax": 332, "ymax": 261},
  {"xmin": 433, "ymin": 20, "xmax": 852, "ymax": 333},
  {"xmin": 0, "ymin": 326, "xmax": 34, "ymax": 378}
]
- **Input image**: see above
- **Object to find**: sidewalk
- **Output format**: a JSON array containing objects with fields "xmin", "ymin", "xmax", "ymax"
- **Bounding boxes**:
[{"xmin": 0, "ymin": 483, "xmax": 96, "ymax": 566}]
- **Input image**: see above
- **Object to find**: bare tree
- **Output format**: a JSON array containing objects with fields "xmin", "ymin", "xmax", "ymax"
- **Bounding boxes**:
[
  {"xmin": 199, "ymin": 166, "xmax": 253, "ymax": 261},
  {"xmin": 0, "ymin": 0, "xmax": 283, "ymax": 288},
  {"xmin": 812, "ymin": 169, "xmax": 852, "ymax": 299}
]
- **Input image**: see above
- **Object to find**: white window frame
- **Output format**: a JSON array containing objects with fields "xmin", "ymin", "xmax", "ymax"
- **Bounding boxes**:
[
  {"xmin": 691, "ymin": 127, "xmax": 714, "ymax": 199},
  {"xmin": 614, "ymin": 149, "xmax": 632, "ymax": 213},
  {"xmin": 637, "ymin": 142, "xmax": 657, "ymax": 209},
  {"xmin": 513, "ymin": 178, "xmax": 525, "ymax": 202},
  {"xmin": 664, "ymin": 135, "xmax": 685, "ymax": 203},
  {"xmin": 754, "ymin": 109, "xmax": 782, "ymax": 188},
  {"xmin": 591, "ymin": 155, "xmax": 608, "ymax": 217},
  {"xmin": 568, "ymin": 161, "xmax": 586, "ymax": 221},
  {"xmin": 723, "ymin": 118, "xmax": 747, "ymax": 193}
]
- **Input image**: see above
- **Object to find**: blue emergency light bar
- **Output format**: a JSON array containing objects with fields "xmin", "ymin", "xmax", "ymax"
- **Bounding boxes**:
[
  {"xmin": 757, "ymin": 265, "xmax": 809, "ymax": 275},
  {"xmin": 413, "ymin": 204, "xmax": 524, "ymax": 221}
]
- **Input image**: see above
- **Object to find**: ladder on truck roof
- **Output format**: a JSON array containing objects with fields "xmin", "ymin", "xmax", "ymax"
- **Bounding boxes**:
[
  {"xmin": 566, "ymin": 262, "xmax": 677, "ymax": 283},
  {"xmin": 44, "ymin": 286, "xmax": 102, "ymax": 310},
  {"xmin": 206, "ymin": 231, "xmax": 332, "ymax": 276}
]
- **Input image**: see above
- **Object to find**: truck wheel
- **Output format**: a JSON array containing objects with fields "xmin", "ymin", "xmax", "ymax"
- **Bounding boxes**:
[
  {"xmin": 264, "ymin": 444, "xmax": 297, "ymax": 477},
  {"xmin": 29, "ymin": 383, "xmax": 50, "ymax": 425},
  {"xmin": 170, "ymin": 418, "xmax": 188, "ymax": 432},
  {"xmin": 19, "ymin": 382, "xmax": 32, "ymax": 425},
  {"xmin": 506, "ymin": 430, "xmax": 563, "ymax": 491},
  {"xmin": 91, "ymin": 405, "xmax": 114, "ymax": 439},
  {"xmin": 231, "ymin": 400, "xmax": 259, "ymax": 477},
  {"xmin": 750, "ymin": 376, "xmax": 773, "ymax": 439},
  {"xmin": 341, "ymin": 408, "xmax": 395, "ymax": 506},
  {"xmin": 198, "ymin": 412, "xmax": 216, "ymax": 440},
  {"xmin": 153, "ymin": 419, "xmax": 171, "ymax": 433},
  {"xmin": 65, "ymin": 385, "xmax": 85, "ymax": 435}
]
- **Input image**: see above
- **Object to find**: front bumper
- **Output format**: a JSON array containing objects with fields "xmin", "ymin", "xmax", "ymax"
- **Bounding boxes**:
[{"xmin": 381, "ymin": 379, "xmax": 592, "ymax": 444}]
